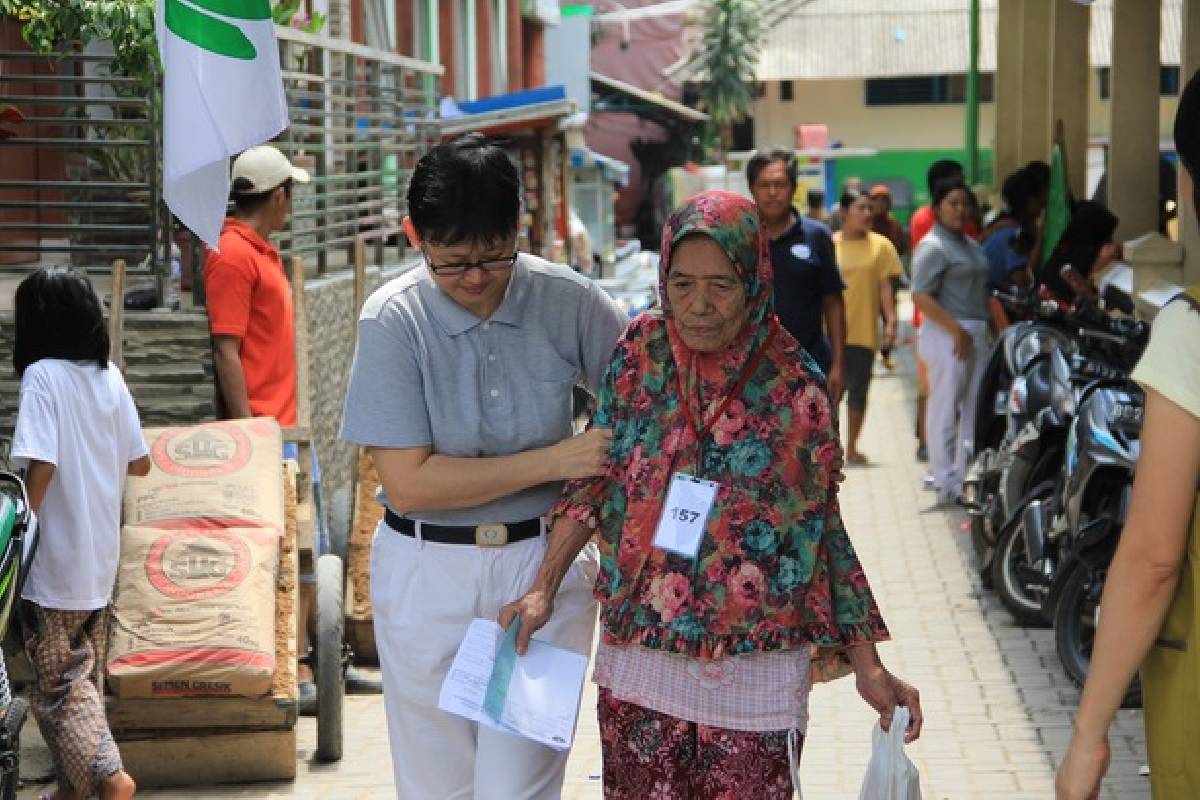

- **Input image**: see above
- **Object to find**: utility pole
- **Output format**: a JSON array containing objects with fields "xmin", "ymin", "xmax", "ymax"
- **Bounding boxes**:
[{"xmin": 965, "ymin": 0, "xmax": 981, "ymax": 184}]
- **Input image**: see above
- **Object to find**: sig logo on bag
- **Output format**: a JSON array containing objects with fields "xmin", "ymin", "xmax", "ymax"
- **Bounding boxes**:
[
  {"xmin": 145, "ymin": 529, "xmax": 252, "ymax": 601},
  {"xmin": 152, "ymin": 422, "xmax": 253, "ymax": 478}
]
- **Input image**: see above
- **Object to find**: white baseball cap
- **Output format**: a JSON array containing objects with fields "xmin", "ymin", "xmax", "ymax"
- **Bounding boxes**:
[{"xmin": 230, "ymin": 145, "xmax": 311, "ymax": 194}]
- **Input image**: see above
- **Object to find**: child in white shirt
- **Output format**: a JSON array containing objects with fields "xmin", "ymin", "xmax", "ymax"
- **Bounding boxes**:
[{"xmin": 10, "ymin": 267, "xmax": 147, "ymax": 800}]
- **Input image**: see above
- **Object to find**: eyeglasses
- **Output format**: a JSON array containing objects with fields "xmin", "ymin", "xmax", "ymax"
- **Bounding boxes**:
[{"xmin": 423, "ymin": 248, "xmax": 518, "ymax": 277}]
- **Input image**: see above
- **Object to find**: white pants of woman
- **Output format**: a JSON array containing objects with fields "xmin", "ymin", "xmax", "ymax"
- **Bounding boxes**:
[
  {"xmin": 919, "ymin": 319, "xmax": 990, "ymax": 497},
  {"xmin": 370, "ymin": 520, "xmax": 599, "ymax": 799}
]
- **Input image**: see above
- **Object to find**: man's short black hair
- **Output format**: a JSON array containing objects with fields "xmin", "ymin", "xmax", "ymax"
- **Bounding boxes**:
[
  {"xmin": 746, "ymin": 146, "xmax": 798, "ymax": 188},
  {"xmin": 231, "ymin": 178, "xmax": 293, "ymax": 215},
  {"xmin": 926, "ymin": 159, "xmax": 964, "ymax": 196},
  {"xmin": 407, "ymin": 133, "xmax": 521, "ymax": 245},
  {"xmin": 1023, "ymin": 160, "xmax": 1051, "ymax": 192},
  {"xmin": 13, "ymin": 267, "xmax": 110, "ymax": 377},
  {"xmin": 1001, "ymin": 167, "xmax": 1042, "ymax": 216}
]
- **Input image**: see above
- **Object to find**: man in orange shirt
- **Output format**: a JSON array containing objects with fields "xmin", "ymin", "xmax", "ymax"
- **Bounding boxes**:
[
  {"xmin": 205, "ymin": 145, "xmax": 306, "ymax": 424},
  {"xmin": 203, "ymin": 145, "xmax": 322, "ymax": 708}
]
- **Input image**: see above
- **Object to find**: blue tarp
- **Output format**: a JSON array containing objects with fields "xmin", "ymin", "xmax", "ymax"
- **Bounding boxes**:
[{"xmin": 456, "ymin": 85, "xmax": 568, "ymax": 116}]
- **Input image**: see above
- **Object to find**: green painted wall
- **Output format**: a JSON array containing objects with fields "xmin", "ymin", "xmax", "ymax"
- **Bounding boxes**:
[{"xmin": 829, "ymin": 148, "xmax": 995, "ymax": 224}]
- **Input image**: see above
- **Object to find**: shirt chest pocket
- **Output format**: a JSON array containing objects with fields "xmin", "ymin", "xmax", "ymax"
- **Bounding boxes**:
[{"xmin": 521, "ymin": 340, "xmax": 580, "ymax": 385}]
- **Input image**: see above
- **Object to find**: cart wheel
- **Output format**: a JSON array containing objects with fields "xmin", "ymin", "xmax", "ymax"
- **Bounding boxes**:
[{"xmin": 315, "ymin": 553, "xmax": 344, "ymax": 762}]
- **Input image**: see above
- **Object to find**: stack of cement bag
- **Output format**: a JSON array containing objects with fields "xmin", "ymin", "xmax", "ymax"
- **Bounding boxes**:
[{"xmin": 108, "ymin": 418, "xmax": 285, "ymax": 701}]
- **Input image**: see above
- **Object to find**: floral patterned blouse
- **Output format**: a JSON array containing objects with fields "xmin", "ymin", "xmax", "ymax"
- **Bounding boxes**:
[{"xmin": 552, "ymin": 190, "xmax": 889, "ymax": 681}]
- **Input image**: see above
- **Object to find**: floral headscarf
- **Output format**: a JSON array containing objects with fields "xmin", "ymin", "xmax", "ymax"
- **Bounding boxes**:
[
  {"xmin": 553, "ymin": 190, "xmax": 888, "ymax": 669},
  {"xmin": 659, "ymin": 191, "xmax": 778, "ymax": 468}
]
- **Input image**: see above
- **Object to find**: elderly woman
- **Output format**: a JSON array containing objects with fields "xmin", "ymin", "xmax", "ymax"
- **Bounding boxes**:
[{"xmin": 502, "ymin": 190, "xmax": 922, "ymax": 798}]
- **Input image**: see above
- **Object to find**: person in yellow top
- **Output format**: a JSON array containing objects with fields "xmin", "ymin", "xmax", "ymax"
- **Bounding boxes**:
[
  {"xmin": 1056, "ymin": 66, "xmax": 1200, "ymax": 800},
  {"xmin": 833, "ymin": 188, "xmax": 901, "ymax": 464}
]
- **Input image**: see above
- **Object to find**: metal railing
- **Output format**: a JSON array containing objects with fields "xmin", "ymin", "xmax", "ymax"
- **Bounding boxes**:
[
  {"xmin": 273, "ymin": 27, "xmax": 442, "ymax": 276},
  {"xmin": 0, "ymin": 48, "xmax": 162, "ymax": 279},
  {"xmin": 0, "ymin": 30, "xmax": 443, "ymax": 292}
]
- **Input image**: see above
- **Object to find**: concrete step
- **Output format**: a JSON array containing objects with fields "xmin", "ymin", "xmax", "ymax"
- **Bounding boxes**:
[{"xmin": 0, "ymin": 382, "xmax": 215, "ymax": 431}]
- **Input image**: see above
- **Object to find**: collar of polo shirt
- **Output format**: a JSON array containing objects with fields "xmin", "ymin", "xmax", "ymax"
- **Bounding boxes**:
[{"xmin": 420, "ymin": 253, "xmax": 533, "ymax": 336}]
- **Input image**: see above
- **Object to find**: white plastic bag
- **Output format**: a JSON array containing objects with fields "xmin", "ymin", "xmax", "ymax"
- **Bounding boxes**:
[{"xmin": 857, "ymin": 706, "xmax": 922, "ymax": 800}]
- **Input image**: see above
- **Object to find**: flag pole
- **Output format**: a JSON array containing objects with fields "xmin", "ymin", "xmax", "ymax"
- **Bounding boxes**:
[{"xmin": 965, "ymin": 0, "xmax": 981, "ymax": 184}]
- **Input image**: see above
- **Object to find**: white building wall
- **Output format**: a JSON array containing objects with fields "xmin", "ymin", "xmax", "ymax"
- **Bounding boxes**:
[{"xmin": 753, "ymin": 75, "xmax": 1180, "ymax": 154}]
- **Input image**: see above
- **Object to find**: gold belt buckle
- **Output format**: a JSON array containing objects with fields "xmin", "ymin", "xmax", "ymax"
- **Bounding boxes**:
[{"xmin": 475, "ymin": 524, "xmax": 509, "ymax": 547}]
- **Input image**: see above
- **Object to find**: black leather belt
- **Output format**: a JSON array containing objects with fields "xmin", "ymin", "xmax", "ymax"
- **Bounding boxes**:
[{"xmin": 384, "ymin": 509, "xmax": 542, "ymax": 547}]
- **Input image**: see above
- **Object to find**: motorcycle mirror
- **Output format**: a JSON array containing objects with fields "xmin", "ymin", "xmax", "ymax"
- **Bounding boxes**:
[{"xmin": 1102, "ymin": 283, "xmax": 1135, "ymax": 315}]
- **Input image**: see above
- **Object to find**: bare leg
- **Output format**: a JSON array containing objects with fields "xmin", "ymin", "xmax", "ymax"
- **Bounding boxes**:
[{"xmin": 847, "ymin": 408, "xmax": 867, "ymax": 462}]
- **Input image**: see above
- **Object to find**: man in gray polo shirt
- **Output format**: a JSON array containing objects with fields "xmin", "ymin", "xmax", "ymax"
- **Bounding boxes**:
[{"xmin": 341, "ymin": 134, "xmax": 628, "ymax": 799}]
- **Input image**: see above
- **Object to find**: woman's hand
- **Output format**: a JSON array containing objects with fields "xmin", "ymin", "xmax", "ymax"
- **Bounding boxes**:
[
  {"xmin": 546, "ymin": 428, "xmax": 612, "ymax": 481},
  {"xmin": 850, "ymin": 651, "xmax": 923, "ymax": 743},
  {"xmin": 953, "ymin": 325, "xmax": 974, "ymax": 360},
  {"xmin": 498, "ymin": 588, "xmax": 554, "ymax": 656},
  {"xmin": 1055, "ymin": 733, "xmax": 1110, "ymax": 799}
]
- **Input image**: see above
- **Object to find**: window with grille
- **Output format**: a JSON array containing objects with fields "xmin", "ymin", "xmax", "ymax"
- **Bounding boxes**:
[{"xmin": 865, "ymin": 74, "xmax": 995, "ymax": 106}]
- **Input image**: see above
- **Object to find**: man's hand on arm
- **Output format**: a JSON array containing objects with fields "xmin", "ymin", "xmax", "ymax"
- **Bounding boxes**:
[
  {"xmin": 498, "ymin": 516, "xmax": 593, "ymax": 655},
  {"xmin": 212, "ymin": 335, "xmax": 253, "ymax": 418},
  {"xmin": 370, "ymin": 428, "xmax": 611, "ymax": 515}
]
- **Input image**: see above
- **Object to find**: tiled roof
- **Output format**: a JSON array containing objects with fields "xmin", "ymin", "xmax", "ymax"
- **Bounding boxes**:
[{"xmin": 755, "ymin": 0, "xmax": 1180, "ymax": 81}]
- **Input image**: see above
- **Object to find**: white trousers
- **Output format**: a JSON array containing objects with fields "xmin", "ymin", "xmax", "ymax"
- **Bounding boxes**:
[
  {"xmin": 370, "ymin": 521, "xmax": 599, "ymax": 800},
  {"xmin": 919, "ymin": 319, "xmax": 990, "ymax": 494}
]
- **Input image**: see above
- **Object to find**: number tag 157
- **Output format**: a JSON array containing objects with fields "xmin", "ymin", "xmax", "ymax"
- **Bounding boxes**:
[{"xmin": 652, "ymin": 473, "xmax": 719, "ymax": 558}]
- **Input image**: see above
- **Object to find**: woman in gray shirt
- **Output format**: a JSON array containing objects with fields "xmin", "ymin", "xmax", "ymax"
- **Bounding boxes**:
[
  {"xmin": 912, "ymin": 179, "xmax": 992, "ymax": 505},
  {"xmin": 341, "ymin": 135, "xmax": 629, "ymax": 799}
]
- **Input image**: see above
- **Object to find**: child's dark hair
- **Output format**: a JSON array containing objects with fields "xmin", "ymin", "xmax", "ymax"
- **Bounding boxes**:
[
  {"xmin": 13, "ymin": 267, "xmax": 110, "ymax": 377},
  {"xmin": 406, "ymin": 133, "xmax": 521, "ymax": 245}
]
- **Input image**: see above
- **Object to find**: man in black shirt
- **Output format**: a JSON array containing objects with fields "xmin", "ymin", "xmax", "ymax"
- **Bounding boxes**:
[{"xmin": 748, "ymin": 147, "xmax": 847, "ymax": 401}]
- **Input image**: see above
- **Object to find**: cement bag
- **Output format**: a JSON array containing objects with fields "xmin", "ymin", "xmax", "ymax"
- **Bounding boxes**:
[
  {"xmin": 858, "ymin": 706, "xmax": 922, "ymax": 800},
  {"xmin": 125, "ymin": 418, "xmax": 285, "ymax": 531},
  {"xmin": 107, "ymin": 524, "xmax": 279, "ymax": 699}
]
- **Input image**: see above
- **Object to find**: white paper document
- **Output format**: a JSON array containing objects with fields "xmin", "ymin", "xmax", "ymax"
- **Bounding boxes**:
[{"xmin": 437, "ymin": 618, "xmax": 588, "ymax": 751}]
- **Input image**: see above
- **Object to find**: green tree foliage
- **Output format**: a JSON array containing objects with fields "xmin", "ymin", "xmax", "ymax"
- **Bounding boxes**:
[
  {"xmin": 0, "ymin": 0, "xmax": 324, "ymax": 88},
  {"xmin": 0, "ymin": 0, "xmax": 159, "ymax": 89},
  {"xmin": 694, "ymin": 0, "xmax": 762, "ymax": 151}
]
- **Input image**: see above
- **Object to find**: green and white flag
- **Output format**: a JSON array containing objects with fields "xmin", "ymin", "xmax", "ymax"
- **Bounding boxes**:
[{"xmin": 157, "ymin": 0, "xmax": 288, "ymax": 247}]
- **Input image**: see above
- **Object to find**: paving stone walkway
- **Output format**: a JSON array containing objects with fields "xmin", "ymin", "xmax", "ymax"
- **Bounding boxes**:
[{"xmin": 16, "ymin": 331, "xmax": 1149, "ymax": 799}]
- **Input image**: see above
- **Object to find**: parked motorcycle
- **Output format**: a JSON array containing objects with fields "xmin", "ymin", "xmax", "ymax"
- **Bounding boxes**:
[
  {"xmin": 0, "ymin": 471, "xmax": 37, "ymax": 799},
  {"xmin": 964, "ymin": 285, "xmax": 1144, "ymax": 596},
  {"xmin": 1047, "ymin": 380, "xmax": 1145, "ymax": 706},
  {"xmin": 964, "ymin": 271, "xmax": 1146, "ymax": 619},
  {"xmin": 964, "ymin": 289, "xmax": 1078, "ymax": 571}
]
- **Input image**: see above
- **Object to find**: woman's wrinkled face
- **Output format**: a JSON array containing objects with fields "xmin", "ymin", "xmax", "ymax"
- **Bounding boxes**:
[
  {"xmin": 934, "ymin": 188, "xmax": 971, "ymax": 233},
  {"xmin": 667, "ymin": 235, "xmax": 749, "ymax": 353}
]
